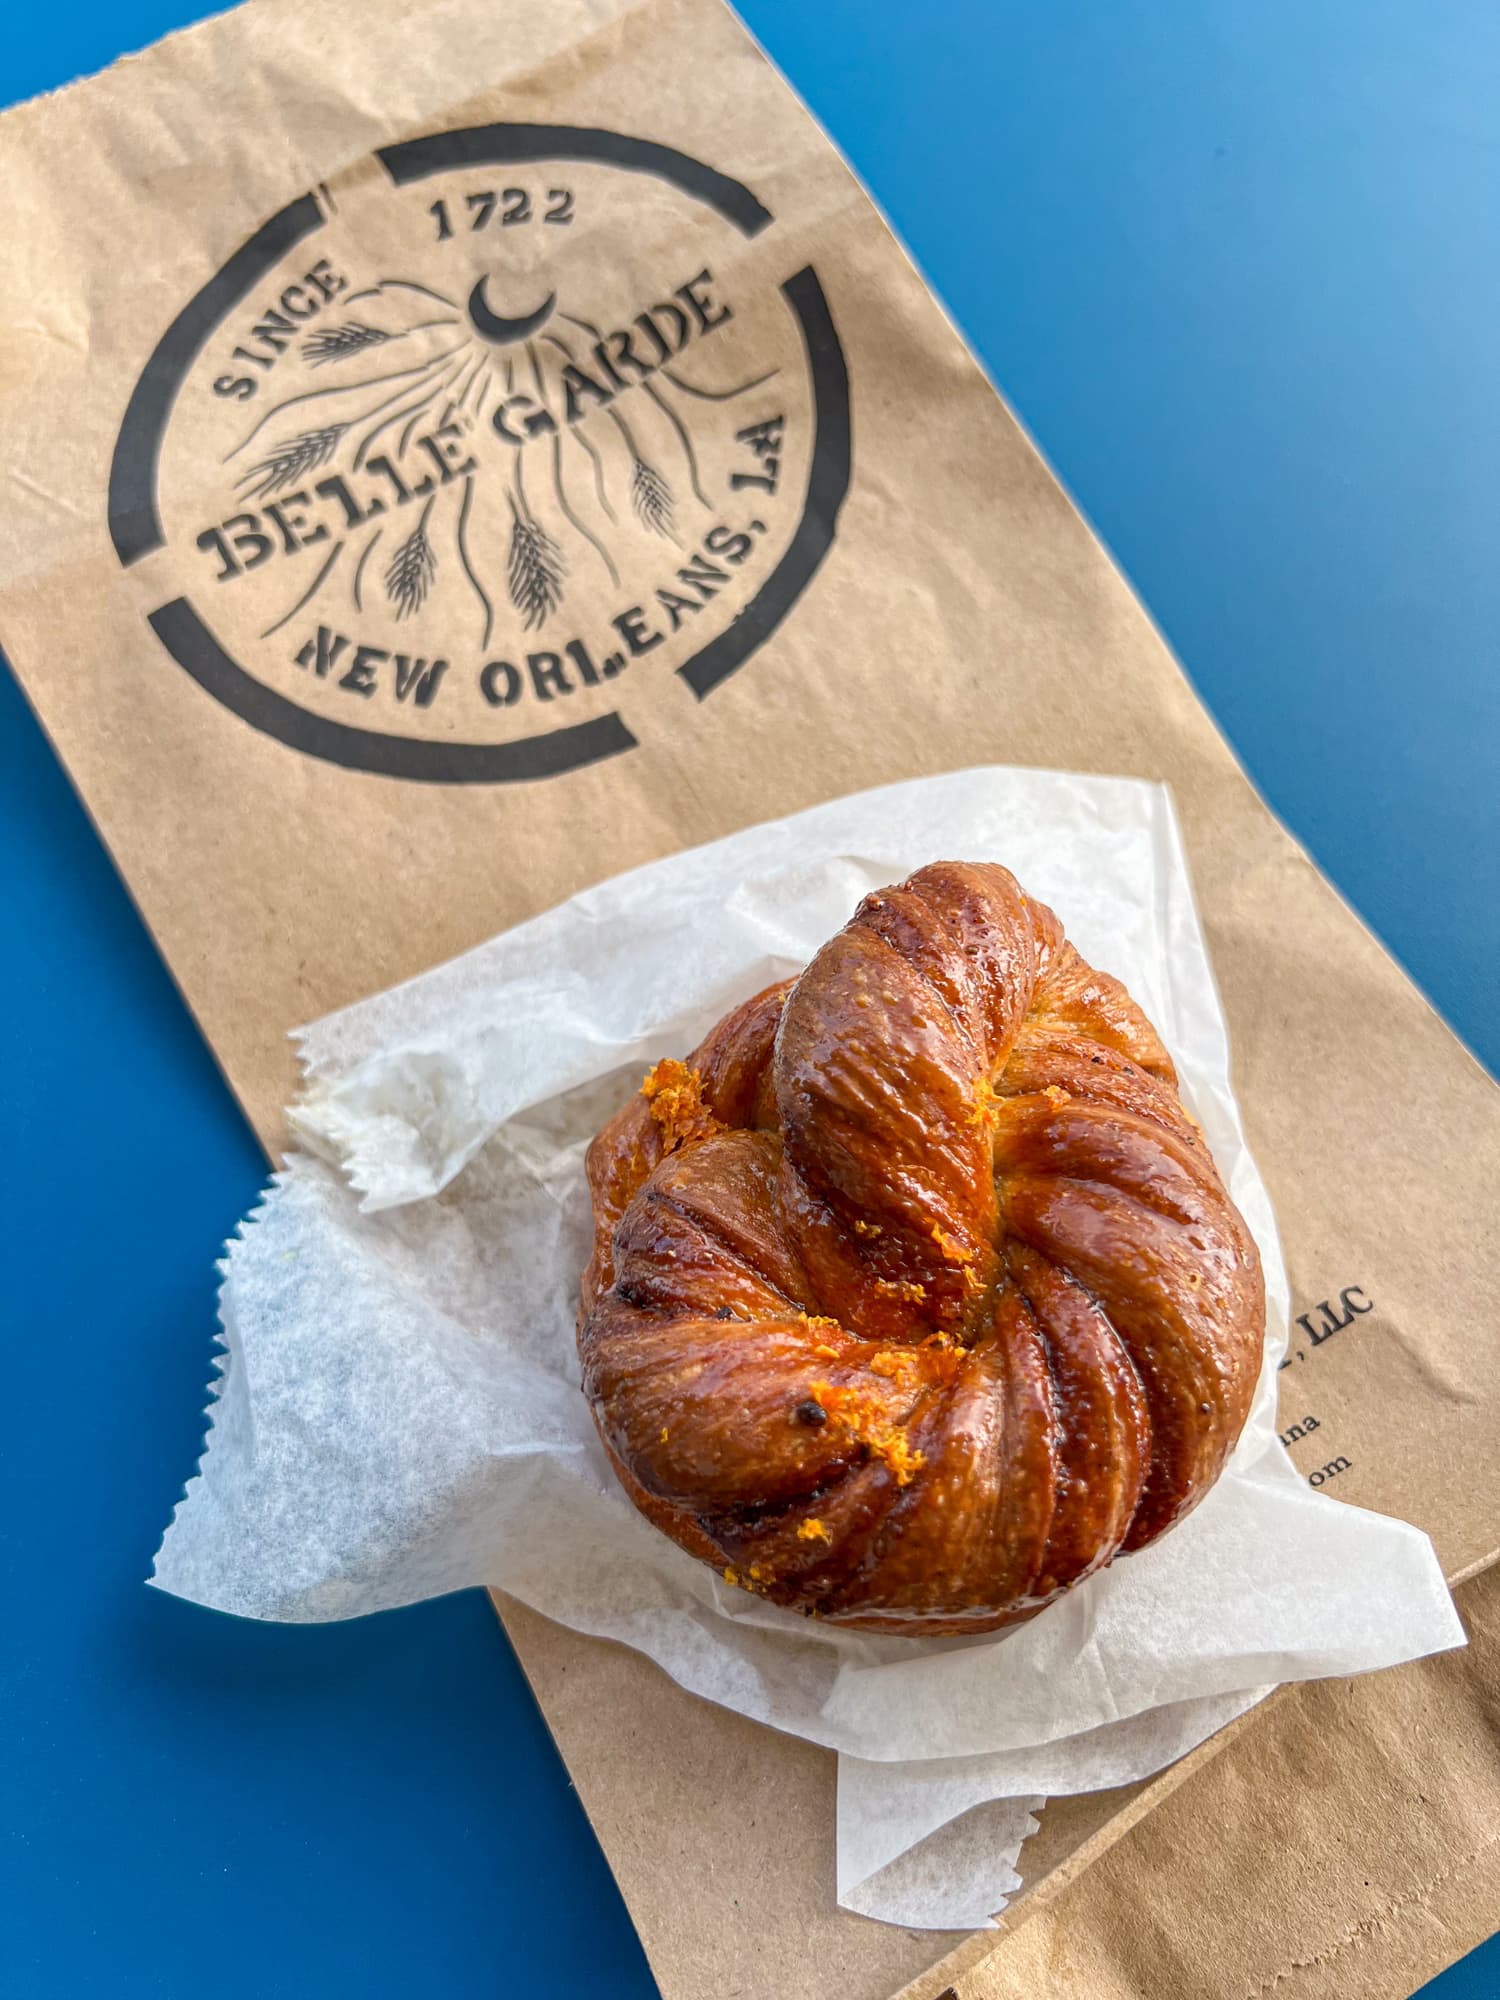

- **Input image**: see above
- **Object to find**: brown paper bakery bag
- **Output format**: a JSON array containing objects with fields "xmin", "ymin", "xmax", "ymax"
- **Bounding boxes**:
[{"xmin": 2, "ymin": 3, "xmax": 1497, "ymax": 1997}]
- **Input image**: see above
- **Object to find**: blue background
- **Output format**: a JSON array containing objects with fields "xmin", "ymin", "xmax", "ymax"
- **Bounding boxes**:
[{"xmin": 3, "ymin": 4, "xmax": 1496, "ymax": 1995}]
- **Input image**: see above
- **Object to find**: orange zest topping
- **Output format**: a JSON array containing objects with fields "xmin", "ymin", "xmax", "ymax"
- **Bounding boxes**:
[
  {"xmin": 809, "ymin": 1380, "xmax": 927, "ymax": 1488},
  {"xmin": 723, "ymin": 1563, "xmax": 772, "ymax": 1594},
  {"xmin": 874, "ymin": 1277, "xmax": 926, "ymax": 1302},
  {"xmin": 810, "ymin": 1380, "xmax": 861, "ymax": 1422},
  {"xmin": 797, "ymin": 1518, "xmax": 832, "ymax": 1543},
  {"xmin": 870, "ymin": 1429, "xmax": 925, "ymax": 1486},
  {"xmin": 797, "ymin": 1311, "xmax": 843, "ymax": 1335},
  {"xmin": 853, "ymin": 1219, "xmax": 884, "ymax": 1238},
  {"xmin": 868, "ymin": 1347, "xmax": 922, "ymax": 1386},
  {"xmin": 1042, "ymin": 1084, "xmax": 1073, "ymax": 1107},
  {"xmin": 640, "ymin": 1058, "xmax": 722, "ymax": 1153},
  {"xmin": 929, "ymin": 1222, "xmax": 974, "ymax": 1265},
  {"xmin": 968, "ymin": 1076, "xmax": 1003, "ymax": 1127}
]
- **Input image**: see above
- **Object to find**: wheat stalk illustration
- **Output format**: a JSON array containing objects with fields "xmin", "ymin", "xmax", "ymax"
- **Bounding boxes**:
[
  {"xmin": 630, "ymin": 456, "xmax": 675, "ymax": 538},
  {"xmin": 238, "ymin": 424, "xmax": 348, "ymax": 498},
  {"xmin": 507, "ymin": 496, "xmax": 565, "ymax": 630},
  {"xmin": 385, "ymin": 505, "xmax": 437, "ymax": 619},
  {"xmin": 301, "ymin": 321, "xmax": 394, "ymax": 366}
]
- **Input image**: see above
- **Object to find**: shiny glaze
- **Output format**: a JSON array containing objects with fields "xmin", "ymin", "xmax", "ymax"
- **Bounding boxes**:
[{"xmin": 577, "ymin": 863, "xmax": 1264, "ymax": 1635}]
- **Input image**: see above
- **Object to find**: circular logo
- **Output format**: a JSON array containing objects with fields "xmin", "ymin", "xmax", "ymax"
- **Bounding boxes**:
[{"xmin": 110, "ymin": 124, "xmax": 850, "ymax": 782}]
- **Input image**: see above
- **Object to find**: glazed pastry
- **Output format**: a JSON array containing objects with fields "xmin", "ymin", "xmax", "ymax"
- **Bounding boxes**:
[{"xmin": 577, "ymin": 862, "xmax": 1264, "ymax": 1635}]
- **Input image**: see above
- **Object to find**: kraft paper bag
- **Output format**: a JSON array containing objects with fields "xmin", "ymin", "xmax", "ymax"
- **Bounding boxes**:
[
  {"xmin": 1, "ymin": 2, "xmax": 1496, "ymax": 1996},
  {"xmin": 899, "ymin": 1560, "xmax": 1500, "ymax": 2000}
]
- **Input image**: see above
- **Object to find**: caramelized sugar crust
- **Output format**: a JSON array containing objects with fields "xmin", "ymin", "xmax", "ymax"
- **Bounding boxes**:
[{"xmin": 577, "ymin": 863, "xmax": 1264, "ymax": 1635}]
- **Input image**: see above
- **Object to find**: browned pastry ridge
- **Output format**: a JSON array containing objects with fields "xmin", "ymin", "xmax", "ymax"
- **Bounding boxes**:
[{"xmin": 577, "ymin": 862, "xmax": 1265, "ymax": 1636}]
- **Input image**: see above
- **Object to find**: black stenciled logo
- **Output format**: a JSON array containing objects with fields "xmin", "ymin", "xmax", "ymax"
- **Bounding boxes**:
[{"xmin": 109, "ymin": 125, "xmax": 851, "ymax": 783}]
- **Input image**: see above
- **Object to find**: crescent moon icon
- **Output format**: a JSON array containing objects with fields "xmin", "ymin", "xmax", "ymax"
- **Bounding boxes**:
[{"xmin": 467, "ymin": 278, "xmax": 558, "ymax": 346}]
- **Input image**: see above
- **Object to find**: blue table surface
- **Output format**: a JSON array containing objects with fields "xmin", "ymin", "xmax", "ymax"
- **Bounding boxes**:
[{"xmin": 3, "ymin": 6, "xmax": 1497, "ymax": 1996}]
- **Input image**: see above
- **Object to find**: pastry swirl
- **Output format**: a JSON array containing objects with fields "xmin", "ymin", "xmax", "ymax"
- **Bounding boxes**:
[{"xmin": 578, "ymin": 863, "xmax": 1263, "ymax": 1634}]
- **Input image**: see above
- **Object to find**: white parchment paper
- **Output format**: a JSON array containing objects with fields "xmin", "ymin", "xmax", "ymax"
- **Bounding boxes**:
[{"xmin": 151, "ymin": 766, "xmax": 1463, "ymax": 1928}]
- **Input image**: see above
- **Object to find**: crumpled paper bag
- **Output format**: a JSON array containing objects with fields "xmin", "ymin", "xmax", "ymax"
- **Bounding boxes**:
[{"xmin": 151, "ymin": 766, "xmax": 1463, "ymax": 1927}]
